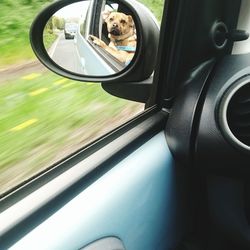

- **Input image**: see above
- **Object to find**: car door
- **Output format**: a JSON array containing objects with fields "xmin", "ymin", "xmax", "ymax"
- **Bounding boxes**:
[
  {"xmin": 0, "ymin": 0, "xmax": 190, "ymax": 249},
  {"xmin": 1, "ymin": 0, "xmax": 250, "ymax": 250}
]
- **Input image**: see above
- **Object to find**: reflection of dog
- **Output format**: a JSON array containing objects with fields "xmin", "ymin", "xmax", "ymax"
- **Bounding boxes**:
[{"xmin": 89, "ymin": 11, "xmax": 136, "ymax": 64}]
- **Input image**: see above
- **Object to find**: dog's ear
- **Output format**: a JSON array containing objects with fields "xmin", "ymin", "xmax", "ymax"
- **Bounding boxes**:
[
  {"xmin": 127, "ymin": 15, "xmax": 134, "ymax": 28},
  {"xmin": 102, "ymin": 11, "xmax": 111, "ymax": 22}
]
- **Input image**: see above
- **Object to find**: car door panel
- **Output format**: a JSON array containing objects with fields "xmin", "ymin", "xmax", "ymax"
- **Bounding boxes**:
[{"xmin": 8, "ymin": 131, "xmax": 189, "ymax": 250}]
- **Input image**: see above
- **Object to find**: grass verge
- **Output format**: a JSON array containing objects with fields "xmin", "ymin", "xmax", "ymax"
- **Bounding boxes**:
[
  {"xmin": 0, "ymin": 71, "xmax": 143, "ymax": 193},
  {"xmin": 43, "ymin": 30, "xmax": 58, "ymax": 50}
]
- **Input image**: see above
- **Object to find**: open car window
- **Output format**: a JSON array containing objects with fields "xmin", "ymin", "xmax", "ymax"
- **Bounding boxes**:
[
  {"xmin": 79, "ymin": 0, "xmax": 136, "ymax": 72},
  {"xmin": 87, "ymin": 38, "xmax": 126, "ymax": 71}
]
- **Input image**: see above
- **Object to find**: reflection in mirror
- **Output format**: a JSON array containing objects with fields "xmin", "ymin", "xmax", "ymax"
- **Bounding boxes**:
[{"xmin": 43, "ymin": 0, "xmax": 137, "ymax": 76}]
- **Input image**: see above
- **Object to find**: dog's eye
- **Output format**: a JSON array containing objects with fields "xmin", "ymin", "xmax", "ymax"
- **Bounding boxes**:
[
  {"xmin": 109, "ymin": 17, "xmax": 114, "ymax": 21},
  {"xmin": 120, "ymin": 19, "xmax": 126, "ymax": 24}
]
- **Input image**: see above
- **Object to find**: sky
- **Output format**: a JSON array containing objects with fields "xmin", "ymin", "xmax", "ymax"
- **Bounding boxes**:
[{"xmin": 54, "ymin": 1, "xmax": 90, "ymax": 20}]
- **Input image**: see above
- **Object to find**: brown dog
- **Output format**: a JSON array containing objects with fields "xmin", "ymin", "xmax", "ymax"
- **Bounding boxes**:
[{"xmin": 89, "ymin": 11, "xmax": 136, "ymax": 64}]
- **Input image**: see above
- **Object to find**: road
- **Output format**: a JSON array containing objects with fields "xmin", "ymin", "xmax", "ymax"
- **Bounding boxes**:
[
  {"xmin": 50, "ymin": 34, "xmax": 84, "ymax": 75},
  {"xmin": 0, "ymin": 33, "xmax": 84, "ymax": 83}
]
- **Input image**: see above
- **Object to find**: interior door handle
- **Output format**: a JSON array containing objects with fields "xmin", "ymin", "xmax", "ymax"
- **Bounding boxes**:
[{"xmin": 80, "ymin": 237, "xmax": 126, "ymax": 250}]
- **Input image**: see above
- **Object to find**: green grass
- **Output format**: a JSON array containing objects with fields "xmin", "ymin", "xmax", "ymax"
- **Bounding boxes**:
[
  {"xmin": 139, "ymin": 0, "xmax": 165, "ymax": 22},
  {"xmin": 0, "ymin": 71, "xmax": 143, "ymax": 193},
  {"xmin": 0, "ymin": 0, "xmax": 53, "ymax": 68},
  {"xmin": 43, "ymin": 29, "xmax": 58, "ymax": 50}
]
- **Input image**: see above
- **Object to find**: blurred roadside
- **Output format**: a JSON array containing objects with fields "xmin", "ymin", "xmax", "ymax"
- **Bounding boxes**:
[
  {"xmin": 0, "ymin": 0, "xmax": 162, "ymax": 195},
  {"xmin": 0, "ymin": 1, "xmax": 145, "ymax": 195},
  {"xmin": 0, "ymin": 60, "xmax": 46, "ymax": 84},
  {"xmin": 0, "ymin": 1, "xmax": 54, "ymax": 68}
]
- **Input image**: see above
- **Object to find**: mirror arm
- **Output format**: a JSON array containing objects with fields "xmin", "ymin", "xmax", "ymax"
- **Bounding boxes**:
[{"xmin": 101, "ymin": 76, "xmax": 153, "ymax": 103}]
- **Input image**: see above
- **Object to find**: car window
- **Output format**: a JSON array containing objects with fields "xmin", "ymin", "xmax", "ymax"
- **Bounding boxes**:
[
  {"xmin": 78, "ymin": 0, "xmax": 129, "ymax": 71},
  {"xmin": 79, "ymin": 0, "xmax": 163, "ymax": 70},
  {"xmin": 0, "ymin": 0, "xmax": 164, "ymax": 195}
]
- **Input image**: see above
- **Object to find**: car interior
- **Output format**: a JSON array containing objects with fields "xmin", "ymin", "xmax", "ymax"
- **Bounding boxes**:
[{"xmin": 1, "ymin": 0, "xmax": 250, "ymax": 249}]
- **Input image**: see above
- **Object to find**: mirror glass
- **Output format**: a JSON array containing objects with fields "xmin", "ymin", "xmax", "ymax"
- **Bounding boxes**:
[{"xmin": 43, "ymin": 0, "xmax": 137, "ymax": 76}]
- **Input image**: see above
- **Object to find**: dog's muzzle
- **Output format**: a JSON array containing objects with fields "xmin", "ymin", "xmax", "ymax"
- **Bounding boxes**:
[{"xmin": 110, "ymin": 27, "xmax": 121, "ymax": 36}]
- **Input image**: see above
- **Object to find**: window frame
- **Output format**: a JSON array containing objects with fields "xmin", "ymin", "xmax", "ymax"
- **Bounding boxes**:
[{"xmin": 0, "ymin": 0, "xmax": 172, "ymax": 205}]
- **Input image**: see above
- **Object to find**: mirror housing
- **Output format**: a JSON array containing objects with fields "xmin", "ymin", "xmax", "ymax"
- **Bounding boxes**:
[{"xmin": 30, "ymin": 0, "xmax": 159, "ymax": 84}]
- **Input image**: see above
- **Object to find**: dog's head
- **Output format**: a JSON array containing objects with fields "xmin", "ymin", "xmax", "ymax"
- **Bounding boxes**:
[{"xmin": 103, "ymin": 11, "xmax": 134, "ymax": 37}]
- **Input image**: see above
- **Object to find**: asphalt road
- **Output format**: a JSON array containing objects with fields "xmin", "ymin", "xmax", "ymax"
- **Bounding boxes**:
[{"xmin": 51, "ymin": 34, "xmax": 84, "ymax": 75}]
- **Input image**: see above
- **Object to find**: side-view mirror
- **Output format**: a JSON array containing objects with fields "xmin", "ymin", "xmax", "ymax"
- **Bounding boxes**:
[{"xmin": 30, "ymin": 0, "xmax": 160, "ymax": 85}]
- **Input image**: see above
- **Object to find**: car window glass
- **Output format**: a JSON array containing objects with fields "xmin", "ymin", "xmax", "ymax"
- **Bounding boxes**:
[{"xmin": 0, "ymin": 0, "xmax": 164, "ymax": 195}]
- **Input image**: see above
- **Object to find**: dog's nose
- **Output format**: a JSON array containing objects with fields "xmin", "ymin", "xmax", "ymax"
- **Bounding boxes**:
[{"xmin": 112, "ymin": 23, "xmax": 118, "ymax": 28}]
